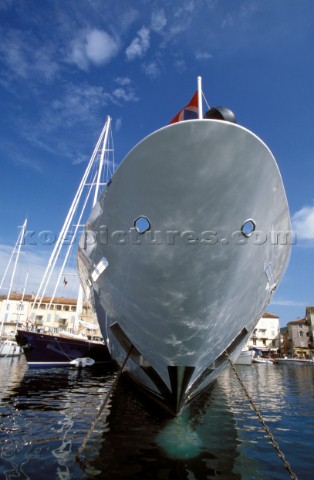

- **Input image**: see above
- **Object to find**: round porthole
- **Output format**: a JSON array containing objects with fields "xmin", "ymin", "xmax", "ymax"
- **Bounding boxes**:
[
  {"xmin": 134, "ymin": 216, "xmax": 151, "ymax": 234},
  {"xmin": 241, "ymin": 219, "xmax": 256, "ymax": 237}
]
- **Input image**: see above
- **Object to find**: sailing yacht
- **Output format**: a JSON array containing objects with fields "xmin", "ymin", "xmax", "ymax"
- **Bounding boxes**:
[
  {"xmin": 77, "ymin": 77, "xmax": 291, "ymax": 414},
  {"xmin": 16, "ymin": 117, "xmax": 113, "ymax": 367}
]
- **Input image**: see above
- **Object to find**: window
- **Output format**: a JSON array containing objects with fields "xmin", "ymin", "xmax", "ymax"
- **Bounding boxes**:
[{"xmin": 299, "ymin": 331, "xmax": 304, "ymax": 337}]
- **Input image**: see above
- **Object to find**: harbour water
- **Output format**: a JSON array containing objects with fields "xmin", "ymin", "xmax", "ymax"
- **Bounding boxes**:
[{"xmin": 0, "ymin": 356, "xmax": 313, "ymax": 479}]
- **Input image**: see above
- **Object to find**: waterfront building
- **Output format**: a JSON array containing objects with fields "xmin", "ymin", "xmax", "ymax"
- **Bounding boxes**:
[
  {"xmin": 279, "ymin": 326, "xmax": 289, "ymax": 356},
  {"xmin": 246, "ymin": 313, "xmax": 280, "ymax": 353},
  {"xmin": 305, "ymin": 306, "xmax": 314, "ymax": 351},
  {"xmin": 286, "ymin": 318, "xmax": 311, "ymax": 357},
  {"xmin": 0, "ymin": 293, "xmax": 101, "ymax": 339}
]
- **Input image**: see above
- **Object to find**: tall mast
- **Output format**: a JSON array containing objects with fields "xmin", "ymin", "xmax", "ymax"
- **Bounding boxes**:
[
  {"xmin": 197, "ymin": 76, "xmax": 203, "ymax": 119},
  {"xmin": 30, "ymin": 116, "xmax": 113, "ymax": 332},
  {"xmin": 93, "ymin": 116, "xmax": 111, "ymax": 206}
]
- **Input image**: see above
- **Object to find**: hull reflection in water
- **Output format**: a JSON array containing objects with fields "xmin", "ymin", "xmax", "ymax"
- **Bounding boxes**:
[
  {"xmin": 89, "ymin": 376, "xmax": 241, "ymax": 479},
  {"xmin": 1, "ymin": 358, "xmax": 313, "ymax": 479}
]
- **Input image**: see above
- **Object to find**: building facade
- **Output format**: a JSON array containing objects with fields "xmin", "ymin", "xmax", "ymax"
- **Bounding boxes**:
[
  {"xmin": 246, "ymin": 312, "xmax": 280, "ymax": 352},
  {"xmin": 305, "ymin": 306, "xmax": 314, "ymax": 351},
  {"xmin": 0, "ymin": 293, "xmax": 101, "ymax": 339},
  {"xmin": 286, "ymin": 318, "xmax": 311, "ymax": 357}
]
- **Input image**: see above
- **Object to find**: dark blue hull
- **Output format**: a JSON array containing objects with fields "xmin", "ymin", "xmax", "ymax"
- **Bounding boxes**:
[{"xmin": 15, "ymin": 330, "xmax": 112, "ymax": 367}]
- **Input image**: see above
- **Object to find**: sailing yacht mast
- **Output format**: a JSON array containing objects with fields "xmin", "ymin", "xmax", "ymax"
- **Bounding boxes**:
[
  {"xmin": 197, "ymin": 76, "xmax": 203, "ymax": 119},
  {"xmin": 74, "ymin": 115, "xmax": 112, "ymax": 332},
  {"xmin": 30, "ymin": 116, "xmax": 113, "ymax": 329},
  {"xmin": 0, "ymin": 218, "xmax": 28, "ymax": 338}
]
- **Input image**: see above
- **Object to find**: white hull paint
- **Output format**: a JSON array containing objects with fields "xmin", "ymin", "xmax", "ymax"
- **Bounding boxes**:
[
  {"xmin": 0, "ymin": 339, "xmax": 23, "ymax": 357},
  {"xmin": 234, "ymin": 349, "xmax": 255, "ymax": 366},
  {"xmin": 77, "ymin": 119, "xmax": 291, "ymax": 414}
]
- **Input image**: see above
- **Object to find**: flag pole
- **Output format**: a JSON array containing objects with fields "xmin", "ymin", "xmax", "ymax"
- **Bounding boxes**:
[{"xmin": 197, "ymin": 76, "xmax": 203, "ymax": 119}]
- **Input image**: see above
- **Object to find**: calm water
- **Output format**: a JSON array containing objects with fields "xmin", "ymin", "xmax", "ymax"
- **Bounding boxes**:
[{"xmin": 0, "ymin": 356, "xmax": 313, "ymax": 480}]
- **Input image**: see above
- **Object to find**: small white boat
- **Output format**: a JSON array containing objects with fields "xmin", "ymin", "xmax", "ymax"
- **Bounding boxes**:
[
  {"xmin": 253, "ymin": 357, "xmax": 273, "ymax": 364},
  {"xmin": 69, "ymin": 357, "xmax": 95, "ymax": 367},
  {"xmin": 0, "ymin": 338, "xmax": 23, "ymax": 357},
  {"xmin": 234, "ymin": 349, "xmax": 255, "ymax": 365}
]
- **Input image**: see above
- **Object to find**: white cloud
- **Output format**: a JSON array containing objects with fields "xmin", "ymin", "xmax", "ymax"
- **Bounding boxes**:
[
  {"xmin": 115, "ymin": 118, "xmax": 122, "ymax": 131},
  {"xmin": 115, "ymin": 76, "xmax": 131, "ymax": 86},
  {"xmin": 174, "ymin": 59, "xmax": 186, "ymax": 73},
  {"xmin": 292, "ymin": 205, "xmax": 314, "ymax": 240},
  {"xmin": 0, "ymin": 30, "xmax": 59, "ymax": 82},
  {"xmin": 50, "ymin": 84, "xmax": 111, "ymax": 126},
  {"xmin": 196, "ymin": 50, "xmax": 212, "ymax": 60},
  {"xmin": 125, "ymin": 26, "xmax": 150, "ymax": 60},
  {"xmin": 271, "ymin": 299, "xmax": 307, "ymax": 307},
  {"xmin": 68, "ymin": 29, "xmax": 120, "ymax": 70},
  {"xmin": 142, "ymin": 61, "xmax": 161, "ymax": 79},
  {"xmin": 151, "ymin": 9, "xmax": 167, "ymax": 32},
  {"xmin": 112, "ymin": 87, "xmax": 138, "ymax": 102}
]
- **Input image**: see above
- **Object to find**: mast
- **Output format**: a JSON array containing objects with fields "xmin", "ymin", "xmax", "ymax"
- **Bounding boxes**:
[
  {"xmin": 74, "ymin": 115, "xmax": 112, "ymax": 332},
  {"xmin": 93, "ymin": 116, "xmax": 111, "ymax": 206},
  {"xmin": 197, "ymin": 76, "xmax": 203, "ymax": 119},
  {"xmin": 0, "ymin": 218, "xmax": 27, "ymax": 338},
  {"xmin": 30, "ymin": 116, "xmax": 113, "ymax": 331}
]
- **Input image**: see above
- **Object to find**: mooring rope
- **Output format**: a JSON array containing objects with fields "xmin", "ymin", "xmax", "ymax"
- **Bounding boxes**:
[
  {"xmin": 225, "ymin": 351, "xmax": 298, "ymax": 480},
  {"xmin": 75, "ymin": 346, "xmax": 133, "ymax": 465}
]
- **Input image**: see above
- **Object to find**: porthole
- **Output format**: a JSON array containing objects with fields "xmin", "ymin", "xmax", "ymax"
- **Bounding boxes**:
[
  {"xmin": 134, "ymin": 216, "xmax": 151, "ymax": 234},
  {"xmin": 241, "ymin": 219, "xmax": 256, "ymax": 238}
]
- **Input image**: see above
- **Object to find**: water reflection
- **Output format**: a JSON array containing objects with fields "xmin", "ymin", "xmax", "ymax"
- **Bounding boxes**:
[
  {"xmin": 88, "ymin": 378, "xmax": 241, "ymax": 479},
  {"xmin": 1, "ymin": 358, "xmax": 313, "ymax": 479},
  {"xmin": 0, "ymin": 357, "xmax": 114, "ymax": 480}
]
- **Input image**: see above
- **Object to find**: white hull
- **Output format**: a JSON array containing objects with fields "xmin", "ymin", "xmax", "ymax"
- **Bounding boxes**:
[
  {"xmin": 0, "ymin": 339, "xmax": 23, "ymax": 357},
  {"xmin": 234, "ymin": 349, "xmax": 255, "ymax": 365},
  {"xmin": 77, "ymin": 119, "xmax": 291, "ymax": 414}
]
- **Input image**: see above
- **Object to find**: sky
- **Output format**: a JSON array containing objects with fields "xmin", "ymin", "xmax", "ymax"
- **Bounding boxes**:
[{"xmin": 0, "ymin": 0, "xmax": 314, "ymax": 326}]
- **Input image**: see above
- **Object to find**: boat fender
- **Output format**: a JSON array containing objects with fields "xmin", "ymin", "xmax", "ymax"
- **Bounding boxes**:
[{"xmin": 205, "ymin": 106, "xmax": 236, "ymax": 123}]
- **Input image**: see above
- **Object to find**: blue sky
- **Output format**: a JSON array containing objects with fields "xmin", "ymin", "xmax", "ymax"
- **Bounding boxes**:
[{"xmin": 0, "ymin": 0, "xmax": 314, "ymax": 325}]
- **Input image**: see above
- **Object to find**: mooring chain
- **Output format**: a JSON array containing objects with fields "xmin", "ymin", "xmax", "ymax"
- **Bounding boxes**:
[
  {"xmin": 225, "ymin": 351, "xmax": 298, "ymax": 480},
  {"xmin": 75, "ymin": 346, "xmax": 133, "ymax": 465}
]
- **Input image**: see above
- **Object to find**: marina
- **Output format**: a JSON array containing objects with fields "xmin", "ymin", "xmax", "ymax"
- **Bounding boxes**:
[
  {"xmin": 1, "ymin": 2, "xmax": 314, "ymax": 479},
  {"xmin": 1, "ymin": 355, "xmax": 313, "ymax": 479}
]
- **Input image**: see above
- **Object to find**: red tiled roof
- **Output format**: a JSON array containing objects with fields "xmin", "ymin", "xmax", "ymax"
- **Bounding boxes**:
[
  {"xmin": 262, "ymin": 312, "xmax": 279, "ymax": 319},
  {"xmin": 288, "ymin": 318, "xmax": 306, "ymax": 325}
]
